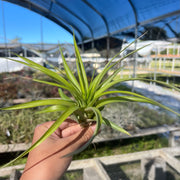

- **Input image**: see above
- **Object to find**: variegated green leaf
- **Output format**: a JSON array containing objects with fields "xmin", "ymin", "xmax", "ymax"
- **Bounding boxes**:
[
  {"xmin": 59, "ymin": 45, "xmax": 81, "ymax": 92},
  {"xmin": 1, "ymin": 99, "xmax": 75, "ymax": 110},
  {"xmin": 102, "ymin": 117, "xmax": 131, "ymax": 136},
  {"xmin": 36, "ymin": 105, "xmax": 67, "ymax": 114},
  {"xmin": 96, "ymin": 96, "xmax": 152, "ymax": 108},
  {"xmin": 13, "ymin": 55, "xmax": 71, "ymax": 88},
  {"xmin": 87, "ymin": 44, "xmax": 150, "ymax": 103},
  {"xmin": 1, "ymin": 105, "xmax": 79, "ymax": 168},
  {"xmin": 33, "ymin": 79, "xmax": 69, "ymax": 90},
  {"xmin": 73, "ymin": 34, "xmax": 88, "ymax": 97},
  {"xmin": 58, "ymin": 88, "xmax": 72, "ymax": 100}
]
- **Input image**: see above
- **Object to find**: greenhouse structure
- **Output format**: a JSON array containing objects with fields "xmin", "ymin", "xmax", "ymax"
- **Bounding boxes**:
[{"xmin": 0, "ymin": 0, "xmax": 180, "ymax": 179}]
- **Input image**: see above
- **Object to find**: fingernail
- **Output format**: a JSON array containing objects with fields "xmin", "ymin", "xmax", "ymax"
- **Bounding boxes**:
[{"xmin": 91, "ymin": 123, "xmax": 96, "ymax": 131}]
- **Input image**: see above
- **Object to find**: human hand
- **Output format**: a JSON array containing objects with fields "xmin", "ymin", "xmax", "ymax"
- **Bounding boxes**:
[{"xmin": 20, "ymin": 118, "xmax": 96, "ymax": 180}]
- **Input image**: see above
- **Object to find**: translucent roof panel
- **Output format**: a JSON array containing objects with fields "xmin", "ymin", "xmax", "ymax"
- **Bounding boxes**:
[
  {"xmin": 54, "ymin": 0, "xmax": 105, "ymax": 39},
  {"xmin": 133, "ymin": 0, "xmax": 180, "ymax": 22},
  {"xmin": 87, "ymin": 0, "xmax": 135, "ymax": 35},
  {"xmin": 4, "ymin": 0, "xmax": 180, "ymax": 43}
]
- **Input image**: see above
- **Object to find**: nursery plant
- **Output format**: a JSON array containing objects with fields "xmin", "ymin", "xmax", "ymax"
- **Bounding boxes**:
[{"xmin": 1, "ymin": 34, "xmax": 180, "ymax": 168}]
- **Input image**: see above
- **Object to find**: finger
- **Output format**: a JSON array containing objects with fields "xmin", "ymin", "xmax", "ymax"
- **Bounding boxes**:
[
  {"xmin": 58, "ymin": 118, "xmax": 78, "ymax": 130},
  {"xmin": 33, "ymin": 121, "xmax": 56, "ymax": 142},
  {"xmin": 34, "ymin": 119, "xmax": 78, "ymax": 139},
  {"xmin": 61, "ymin": 123, "xmax": 96, "ymax": 154},
  {"xmin": 61, "ymin": 124, "xmax": 83, "ymax": 138},
  {"xmin": 51, "ymin": 119, "xmax": 78, "ymax": 138},
  {"xmin": 53, "ymin": 118, "xmax": 79, "ymax": 138}
]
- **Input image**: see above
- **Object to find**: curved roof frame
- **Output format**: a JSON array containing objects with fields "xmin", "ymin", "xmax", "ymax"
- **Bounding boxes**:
[
  {"xmin": 82, "ymin": 0, "xmax": 109, "ymax": 37},
  {"xmin": 109, "ymin": 9, "xmax": 180, "ymax": 39},
  {"xmin": 3, "ymin": 0, "xmax": 180, "ymax": 45},
  {"xmin": 164, "ymin": 15, "xmax": 180, "ymax": 38},
  {"xmin": 127, "ymin": 0, "xmax": 138, "ymax": 79},
  {"xmin": 128, "ymin": 0, "xmax": 138, "ymax": 37},
  {"xmin": 53, "ymin": 0, "xmax": 94, "ymax": 41},
  {"xmin": 81, "ymin": 0, "xmax": 110, "ymax": 55}
]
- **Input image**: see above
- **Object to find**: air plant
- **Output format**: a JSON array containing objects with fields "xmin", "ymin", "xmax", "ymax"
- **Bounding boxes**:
[{"xmin": 1, "ymin": 34, "xmax": 180, "ymax": 168}]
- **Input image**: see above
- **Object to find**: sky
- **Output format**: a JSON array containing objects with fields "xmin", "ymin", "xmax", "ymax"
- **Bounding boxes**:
[{"xmin": 0, "ymin": 1, "xmax": 73, "ymax": 44}]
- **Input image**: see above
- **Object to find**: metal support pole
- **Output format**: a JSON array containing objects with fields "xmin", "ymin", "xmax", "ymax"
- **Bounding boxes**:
[
  {"xmin": 24, "ymin": 48, "xmax": 27, "ymax": 57},
  {"xmin": 8, "ymin": 49, "xmax": 11, "ymax": 57},
  {"xmin": 128, "ymin": 0, "xmax": 138, "ymax": 91},
  {"xmin": 163, "ymin": 58, "xmax": 166, "ymax": 69},
  {"xmin": 82, "ymin": 42, "xmax": 84, "ymax": 53},
  {"xmin": 172, "ymin": 58, "xmax": 175, "ymax": 72},
  {"xmin": 153, "ymin": 48, "xmax": 157, "ymax": 85},
  {"xmin": 133, "ymin": 25, "xmax": 138, "ymax": 79},
  {"xmin": 40, "ymin": 15, "xmax": 44, "ymax": 51},
  {"xmin": 92, "ymin": 40, "xmax": 94, "ymax": 49},
  {"xmin": 40, "ymin": 15, "xmax": 46, "ymax": 65},
  {"xmin": 159, "ymin": 58, "xmax": 161, "ymax": 70},
  {"xmin": 1, "ymin": 0, "xmax": 9, "ymax": 71},
  {"xmin": 106, "ymin": 36, "xmax": 110, "ymax": 60}
]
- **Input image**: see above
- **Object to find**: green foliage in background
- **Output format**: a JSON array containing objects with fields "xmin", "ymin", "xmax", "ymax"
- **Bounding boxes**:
[{"xmin": 0, "ymin": 109, "xmax": 61, "ymax": 144}]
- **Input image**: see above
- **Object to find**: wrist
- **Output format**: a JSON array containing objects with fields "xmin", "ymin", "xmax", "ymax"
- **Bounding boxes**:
[{"xmin": 20, "ymin": 154, "xmax": 72, "ymax": 180}]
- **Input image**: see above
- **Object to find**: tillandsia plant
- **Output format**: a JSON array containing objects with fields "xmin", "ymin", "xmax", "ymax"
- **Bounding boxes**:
[{"xmin": 1, "ymin": 34, "xmax": 180, "ymax": 168}]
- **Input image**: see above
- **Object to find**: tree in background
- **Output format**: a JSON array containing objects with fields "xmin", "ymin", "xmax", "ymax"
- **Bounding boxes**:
[
  {"xmin": 8, "ymin": 36, "xmax": 22, "ymax": 43},
  {"xmin": 141, "ymin": 26, "xmax": 168, "ymax": 40}
]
